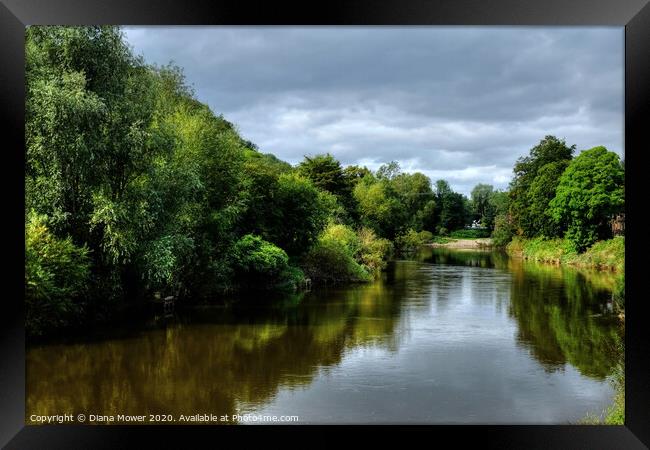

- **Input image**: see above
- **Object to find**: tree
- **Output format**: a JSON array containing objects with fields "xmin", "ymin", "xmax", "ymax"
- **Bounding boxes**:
[
  {"xmin": 376, "ymin": 161, "xmax": 401, "ymax": 180},
  {"xmin": 298, "ymin": 153, "xmax": 358, "ymax": 222},
  {"xmin": 509, "ymin": 136, "xmax": 575, "ymax": 236},
  {"xmin": 549, "ymin": 147, "xmax": 624, "ymax": 251},
  {"xmin": 432, "ymin": 179, "xmax": 469, "ymax": 232},
  {"xmin": 270, "ymin": 173, "xmax": 332, "ymax": 256},
  {"xmin": 343, "ymin": 165, "xmax": 372, "ymax": 186},
  {"xmin": 470, "ymin": 184, "xmax": 495, "ymax": 227},
  {"xmin": 25, "ymin": 211, "xmax": 91, "ymax": 336},
  {"xmin": 353, "ymin": 175, "xmax": 405, "ymax": 239},
  {"xmin": 526, "ymin": 160, "xmax": 570, "ymax": 237},
  {"xmin": 392, "ymin": 172, "xmax": 436, "ymax": 231}
]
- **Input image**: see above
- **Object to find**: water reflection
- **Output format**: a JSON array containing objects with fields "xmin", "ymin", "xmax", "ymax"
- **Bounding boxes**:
[
  {"xmin": 507, "ymin": 259, "xmax": 621, "ymax": 379},
  {"xmin": 26, "ymin": 248, "xmax": 621, "ymax": 424}
]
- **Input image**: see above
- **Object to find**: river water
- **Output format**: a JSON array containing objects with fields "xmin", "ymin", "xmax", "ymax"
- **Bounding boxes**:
[{"xmin": 26, "ymin": 248, "xmax": 622, "ymax": 424}]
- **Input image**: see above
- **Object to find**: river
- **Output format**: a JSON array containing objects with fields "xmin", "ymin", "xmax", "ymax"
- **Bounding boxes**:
[{"xmin": 26, "ymin": 247, "xmax": 622, "ymax": 424}]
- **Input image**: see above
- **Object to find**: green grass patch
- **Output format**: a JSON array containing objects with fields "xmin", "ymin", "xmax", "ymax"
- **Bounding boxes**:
[
  {"xmin": 449, "ymin": 228, "xmax": 491, "ymax": 239},
  {"xmin": 568, "ymin": 236, "xmax": 625, "ymax": 272},
  {"xmin": 506, "ymin": 236, "xmax": 624, "ymax": 272}
]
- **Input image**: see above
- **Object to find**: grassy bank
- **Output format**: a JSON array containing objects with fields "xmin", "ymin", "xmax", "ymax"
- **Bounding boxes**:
[{"xmin": 506, "ymin": 236, "xmax": 624, "ymax": 272}]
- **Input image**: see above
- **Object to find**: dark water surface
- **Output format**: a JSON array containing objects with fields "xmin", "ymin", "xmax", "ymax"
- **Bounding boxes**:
[{"xmin": 26, "ymin": 248, "xmax": 622, "ymax": 424}]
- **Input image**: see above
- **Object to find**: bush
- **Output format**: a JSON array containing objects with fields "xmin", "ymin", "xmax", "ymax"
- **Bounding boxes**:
[
  {"xmin": 491, "ymin": 213, "xmax": 515, "ymax": 248},
  {"xmin": 233, "ymin": 234, "xmax": 304, "ymax": 290},
  {"xmin": 25, "ymin": 212, "xmax": 91, "ymax": 336},
  {"xmin": 320, "ymin": 223, "xmax": 362, "ymax": 256},
  {"xmin": 395, "ymin": 229, "xmax": 423, "ymax": 252},
  {"xmin": 395, "ymin": 228, "xmax": 433, "ymax": 252},
  {"xmin": 302, "ymin": 223, "xmax": 390, "ymax": 284},
  {"xmin": 417, "ymin": 230, "xmax": 434, "ymax": 243},
  {"xmin": 303, "ymin": 238, "xmax": 370, "ymax": 284},
  {"xmin": 357, "ymin": 227, "xmax": 392, "ymax": 276}
]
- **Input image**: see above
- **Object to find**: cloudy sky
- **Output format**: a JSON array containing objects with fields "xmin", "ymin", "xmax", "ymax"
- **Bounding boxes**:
[{"xmin": 123, "ymin": 26, "xmax": 623, "ymax": 196}]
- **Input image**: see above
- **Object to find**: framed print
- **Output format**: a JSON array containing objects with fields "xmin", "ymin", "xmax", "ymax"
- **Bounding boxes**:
[{"xmin": 1, "ymin": 0, "xmax": 648, "ymax": 448}]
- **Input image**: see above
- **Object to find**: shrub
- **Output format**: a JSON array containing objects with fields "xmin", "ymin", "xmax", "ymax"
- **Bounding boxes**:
[
  {"xmin": 395, "ymin": 229, "xmax": 423, "ymax": 252},
  {"xmin": 320, "ymin": 223, "xmax": 362, "ymax": 256},
  {"xmin": 25, "ymin": 212, "xmax": 92, "ymax": 336},
  {"xmin": 357, "ymin": 227, "xmax": 392, "ymax": 276},
  {"xmin": 302, "ymin": 238, "xmax": 370, "ymax": 284},
  {"xmin": 233, "ymin": 234, "xmax": 303, "ymax": 290},
  {"xmin": 491, "ymin": 213, "xmax": 515, "ymax": 248},
  {"xmin": 417, "ymin": 230, "xmax": 434, "ymax": 243},
  {"xmin": 302, "ymin": 223, "xmax": 390, "ymax": 284}
]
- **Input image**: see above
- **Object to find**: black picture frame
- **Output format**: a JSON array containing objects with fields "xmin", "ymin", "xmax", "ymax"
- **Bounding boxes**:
[{"xmin": 1, "ymin": 0, "xmax": 648, "ymax": 448}]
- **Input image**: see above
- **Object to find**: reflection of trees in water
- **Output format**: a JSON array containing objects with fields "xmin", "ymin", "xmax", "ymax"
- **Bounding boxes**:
[
  {"xmin": 417, "ymin": 247, "xmax": 511, "ymax": 271},
  {"xmin": 507, "ymin": 259, "xmax": 622, "ymax": 380},
  {"xmin": 27, "ymin": 251, "xmax": 619, "ymax": 422},
  {"xmin": 27, "ymin": 262, "xmax": 435, "ymax": 423}
]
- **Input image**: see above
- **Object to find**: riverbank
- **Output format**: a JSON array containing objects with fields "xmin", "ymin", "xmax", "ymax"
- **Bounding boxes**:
[
  {"xmin": 429, "ymin": 238, "xmax": 493, "ymax": 249},
  {"xmin": 505, "ymin": 236, "xmax": 624, "ymax": 272}
]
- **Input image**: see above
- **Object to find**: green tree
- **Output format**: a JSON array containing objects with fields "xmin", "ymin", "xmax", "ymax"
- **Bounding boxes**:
[
  {"xmin": 470, "ymin": 184, "xmax": 495, "ymax": 228},
  {"xmin": 549, "ymin": 147, "xmax": 624, "ymax": 251},
  {"xmin": 509, "ymin": 136, "xmax": 575, "ymax": 236},
  {"xmin": 433, "ymin": 180, "xmax": 469, "ymax": 232},
  {"xmin": 353, "ymin": 174, "xmax": 405, "ymax": 239},
  {"xmin": 271, "ymin": 173, "xmax": 332, "ymax": 256},
  {"xmin": 25, "ymin": 212, "xmax": 92, "ymax": 336},
  {"xmin": 392, "ymin": 172, "xmax": 436, "ymax": 231},
  {"xmin": 527, "ymin": 160, "xmax": 570, "ymax": 237},
  {"xmin": 298, "ymin": 153, "xmax": 356, "ymax": 221}
]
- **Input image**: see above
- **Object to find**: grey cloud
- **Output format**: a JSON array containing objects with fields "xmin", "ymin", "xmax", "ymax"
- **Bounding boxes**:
[{"xmin": 123, "ymin": 26, "xmax": 623, "ymax": 196}]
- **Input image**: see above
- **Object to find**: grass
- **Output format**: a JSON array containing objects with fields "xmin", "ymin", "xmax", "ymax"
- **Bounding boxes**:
[
  {"xmin": 506, "ymin": 236, "xmax": 624, "ymax": 272},
  {"xmin": 431, "ymin": 236, "xmax": 454, "ymax": 244},
  {"xmin": 449, "ymin": 228, "xmax": 492, "ymax": 239},
  {"xmin": 569, "ymin": 237, "xmax": 625, "ymax": 271}
]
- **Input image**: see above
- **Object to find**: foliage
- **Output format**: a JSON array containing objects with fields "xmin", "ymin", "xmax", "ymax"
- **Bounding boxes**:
[
  {"xmin": 508, "ymin": 136, "xmax": 575, "ymax": 237},
  {"xmin": 298, "ymin": 153, "xmax": 356, "ymax": 221},
  {"xmin": 303, "ymin": 238, "xmax": 371, "ymax": 285},
  {"xmin": 506, "ymin": 236, "xmax": 577, "ymax": 264},
  {"xmin": 491, "ymin": 213, "xmax": 516, "ymax": 247},
  {"xmin": 434, "ymin": 180, "xmax": 470, "ymax": 231},
  {"xmin": 233, "ymin": 234, "xmax": 303, "ymax": 290},
  {"xmin": 449, "ymin": 229, "xmax": 491, "ymax": 239},
  {"xmin": 303, "ymin": 223, "xmax": 391, "ymax": 284},
  {"xmin": 470, "ymin": 184, "xmax": 498, "ymax": 228},
  {"xmin": 506, "ymin": 236, "xmax": 624, "ymax": 272},
  {"xmin": 353, "ymin": 174, "xmax": 405, "ymax": 239},
  {"xmin": 25, "ymin": 211, "xmax": 91, "ymax": 336},
  {"xmin": 25, "ymin": 26, "xmax": 626, "ymax": 341},
  {"xmin": 549, "ymin": 147, "xmax": 625, "ymax": 251},
  {"xmin": 395, "ymin": 229, "xmax": 423, "ymax": 252},
  {"xmin": 271, "ymin": 173, "xmax": 332, "ymax": 256},
  {"xmin": 356, "ymin": 227, "xmax": 393, "ymax": 276}
]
